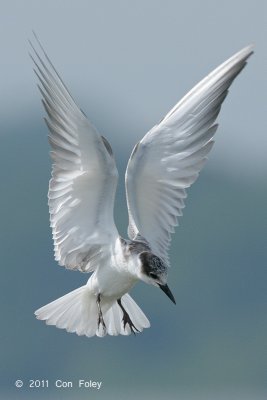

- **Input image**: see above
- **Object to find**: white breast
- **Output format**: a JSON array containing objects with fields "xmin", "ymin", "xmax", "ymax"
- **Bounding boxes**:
[{"xmin": 86, "ymin": 238, "xmax": 139, "ymax": 299}]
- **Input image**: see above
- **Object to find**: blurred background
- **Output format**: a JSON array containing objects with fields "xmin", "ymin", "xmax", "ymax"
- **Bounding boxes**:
[{"xmin": 0, "ymin": 1, "xmax": 266, "ymax": 399}]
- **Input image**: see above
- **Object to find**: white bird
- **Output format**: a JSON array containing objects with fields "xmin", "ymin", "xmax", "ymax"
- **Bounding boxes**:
[{"xmin": 31, "ymin": 37, "xmax": 253, "ymax": 337}]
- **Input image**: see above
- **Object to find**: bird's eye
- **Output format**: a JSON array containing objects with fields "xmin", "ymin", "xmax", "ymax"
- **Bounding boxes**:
[{"xmin": 149, "ymin": 273, "xmax": 158, "ymax": 280}]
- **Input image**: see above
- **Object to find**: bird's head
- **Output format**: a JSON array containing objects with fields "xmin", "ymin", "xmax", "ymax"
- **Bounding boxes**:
[{"xmin": 138, "ymin": 251, "xmax": 176, "ymax": 304}]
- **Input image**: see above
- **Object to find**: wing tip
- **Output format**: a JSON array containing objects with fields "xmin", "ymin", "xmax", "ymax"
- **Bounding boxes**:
[{"xmin": 236, "ymin": 43, "xmax": 254, "ymax": 62}]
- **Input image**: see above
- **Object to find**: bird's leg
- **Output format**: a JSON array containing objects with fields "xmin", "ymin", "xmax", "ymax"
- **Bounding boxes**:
[
  {"xmin": 117, "ymin": 298, "xmax": 140, "ymax": 334},
  {"xmin": 96, "ymin": 294, "xmax": 106, "ymax": 333}
]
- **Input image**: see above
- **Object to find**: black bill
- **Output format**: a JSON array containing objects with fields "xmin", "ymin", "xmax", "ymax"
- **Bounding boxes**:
[{"xmin": 158, "ymin": 283, "xmax": 176, "ymax": 304}]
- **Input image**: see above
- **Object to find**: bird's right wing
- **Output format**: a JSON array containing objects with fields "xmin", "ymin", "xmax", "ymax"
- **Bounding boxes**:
[{"xmin": 30, "ymin": 37, "xmax": 119, "ymax": 272}]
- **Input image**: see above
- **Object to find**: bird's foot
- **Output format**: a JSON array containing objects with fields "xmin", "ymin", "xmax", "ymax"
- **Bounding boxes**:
[
  {"xmin": 117, "ymin": 298, "xmax": 140, "ymax": 335},
  {"xmin": 97, "ymin": 294, "xmax": 106, "ymax": 334},
  {"xmin": 122, "ymin": 312, "xmax": 140, "ymax": 335},
  {"xmin": 97, "ymin": 313, "xmax": 107, "ymax": 332}
]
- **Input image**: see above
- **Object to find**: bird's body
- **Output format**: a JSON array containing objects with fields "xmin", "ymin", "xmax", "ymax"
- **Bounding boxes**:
[
  {"xmin": 31, "ymin": 36, "xmax": 253, "ymax": 337},
  {"xmin": 88, "ymin": 238, "xmax": 139, "ymax": 299}
]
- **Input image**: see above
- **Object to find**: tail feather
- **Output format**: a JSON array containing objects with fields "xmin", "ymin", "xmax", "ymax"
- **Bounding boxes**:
[
  {"xmin": 103, "ymin": 305, "xmax": 122, "ymax": 336},
  {"xmin": 121, "ymin": 294, "xmax": 150, "ymax": 331},
  {"xmin": 37, "ymin": 287, "xmax": 83, "ymax": 324},
  {"xmin": 35, "ymin": 286, "xmax": 150, "ymax": 337}
]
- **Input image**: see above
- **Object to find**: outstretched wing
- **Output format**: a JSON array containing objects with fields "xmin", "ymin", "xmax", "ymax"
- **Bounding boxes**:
[
  {"xmin": 30, "ymin": 37, "xmax": 119, "ymax": 272},
  {"xmin": 125, "ymin": 45, "xmax": 253, "ymax": 263}
]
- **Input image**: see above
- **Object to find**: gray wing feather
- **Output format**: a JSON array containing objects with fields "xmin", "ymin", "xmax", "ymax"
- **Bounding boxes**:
[
  {"xmin": 30, "ymin": 37, "xmax": 119, "ymax": 272},
  {"xmin": 125, "ymin": 45, "xmax": 253, "ymax": 262}
]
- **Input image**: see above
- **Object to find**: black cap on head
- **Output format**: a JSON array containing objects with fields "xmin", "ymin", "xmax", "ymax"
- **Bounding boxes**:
[{"xmin": 140, "ymin": 251, "xmax": 167, "ymax": 277}]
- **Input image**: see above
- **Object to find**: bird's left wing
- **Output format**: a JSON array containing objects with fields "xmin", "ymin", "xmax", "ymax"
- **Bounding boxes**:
[
  {"xmin": 30, "ymin": 38, "xmax": 119, "ymax": 272},
  {"xmin": 125, "ymin": 45, "xmax": 253, "ymax": 263}
]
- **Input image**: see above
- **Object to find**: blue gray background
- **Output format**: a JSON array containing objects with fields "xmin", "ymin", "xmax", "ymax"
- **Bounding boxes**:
[{"xmin": 1, "ymin": 1, "xmax": 266, "ymax": 399}]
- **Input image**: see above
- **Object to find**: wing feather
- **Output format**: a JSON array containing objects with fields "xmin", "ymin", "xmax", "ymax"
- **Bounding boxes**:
[
  {"xmin": 125, "ymin": 45, "xmax": 253, "ymax": 262},
  {"xmin": 31, "ymin": 37, "xmax": 119, "ymax": 272}
]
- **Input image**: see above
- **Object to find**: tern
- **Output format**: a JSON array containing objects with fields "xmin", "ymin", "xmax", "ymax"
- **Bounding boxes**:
[{"xmin": 31, "ymin": 38, "xmax": 253, "ymax": 337}]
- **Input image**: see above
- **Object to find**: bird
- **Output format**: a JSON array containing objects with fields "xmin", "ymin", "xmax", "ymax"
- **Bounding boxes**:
[{"xmin": 31, "ymin": 36, "xmax": 253, "ymax": 337}]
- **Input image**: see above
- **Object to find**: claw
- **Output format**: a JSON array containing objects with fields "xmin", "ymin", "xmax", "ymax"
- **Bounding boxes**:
[
  {"xmin": 117, "ymin": 298, "xmax": 140, "ymax": 334},
  {"xmin": 96, "ymin": 294, "xmax": 106, "ymax": 333}
]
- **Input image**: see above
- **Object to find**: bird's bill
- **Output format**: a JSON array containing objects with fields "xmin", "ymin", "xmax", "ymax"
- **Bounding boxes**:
[{"xmin": 158, "ymin": 283, "xmax": 176, "ymax": 304}]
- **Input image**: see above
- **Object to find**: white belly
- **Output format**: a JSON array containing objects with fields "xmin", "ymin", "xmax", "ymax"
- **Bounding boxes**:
[
  {"xmin": 87, "ymin": 264, "xmax": 138, "ymax": 299},
  {"xmin": 86, "ymin": 237, "xmax": 141, "ymax": 300}
]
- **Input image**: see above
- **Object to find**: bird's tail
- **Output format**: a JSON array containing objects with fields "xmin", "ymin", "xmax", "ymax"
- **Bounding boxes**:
[{"xmin": 35, "ymin": 286, "xmax": 150, "ymax": 337}]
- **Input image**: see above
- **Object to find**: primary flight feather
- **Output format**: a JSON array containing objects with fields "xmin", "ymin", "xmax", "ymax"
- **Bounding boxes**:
[{"xmin": 31, "ymin": 37, "xmax": 253, "ymax": 337}]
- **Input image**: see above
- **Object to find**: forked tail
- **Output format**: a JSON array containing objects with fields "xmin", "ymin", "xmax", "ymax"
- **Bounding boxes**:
[{"xmin": 35, "ymin": 286, "xmax": 150, "ymax": 337}]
